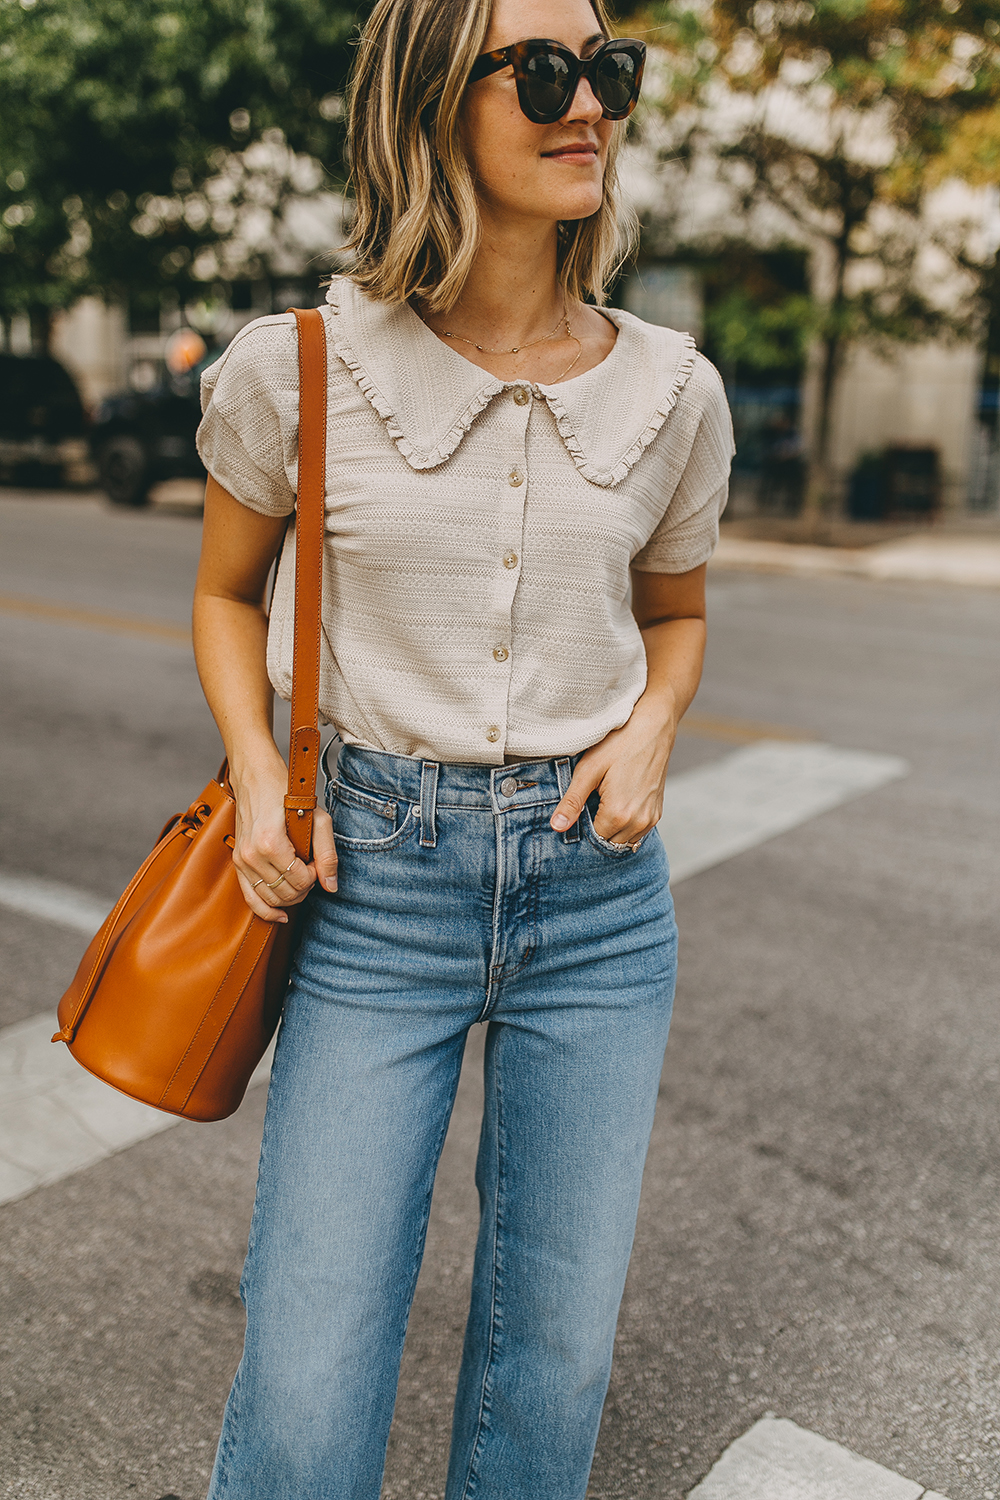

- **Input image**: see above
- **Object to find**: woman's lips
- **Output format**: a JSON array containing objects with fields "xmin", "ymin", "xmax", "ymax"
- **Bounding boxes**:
[{"xmin": 542, "ymin": 144, "xmax": 598, "ymax": 160}]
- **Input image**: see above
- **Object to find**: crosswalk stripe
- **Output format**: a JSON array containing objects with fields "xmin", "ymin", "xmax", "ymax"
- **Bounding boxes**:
[
  {"xmin": 0, "ymin": 740, "xmax": 909, "ymax": 1208},
  {"xmin": 660, "ymin": 740, "xmax": 908, "ymax": 884},
  {"xmin": 0, "ymin": 870, "xmax": 112, "ymax": 936},
  {"xmin": 688, "ymin": 1415, "xmax": 949, "ymax": 1500},
  {"xmin": 0, "ymin": 1016, "xmax": 274, "ymax": 1206}
]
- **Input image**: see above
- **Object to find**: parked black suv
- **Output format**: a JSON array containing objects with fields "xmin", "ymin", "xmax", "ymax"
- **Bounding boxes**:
[
  {"xmin": 90, "ymin": 358, "xmax": 210, "ymax": 506},
  {"xmin": 0, "ymin": 353, "xmax": 89, "ymax": 485}
]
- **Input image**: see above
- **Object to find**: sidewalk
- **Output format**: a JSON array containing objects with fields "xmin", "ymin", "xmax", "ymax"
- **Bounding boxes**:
[{"xmin": 712, "ymin": 530, "xmax": 1000, "ymax": 587}]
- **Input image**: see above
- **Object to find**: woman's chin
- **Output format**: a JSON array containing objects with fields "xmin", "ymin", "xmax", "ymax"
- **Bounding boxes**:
[{"xmin": 537, "ymin": 185, "xmax": 606, "ymax": 224}]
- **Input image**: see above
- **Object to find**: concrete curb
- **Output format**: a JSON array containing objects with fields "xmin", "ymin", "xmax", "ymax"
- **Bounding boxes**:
[{"xmin": 712, "ymin": 534, "xmax": 1000, "ymax": 587}]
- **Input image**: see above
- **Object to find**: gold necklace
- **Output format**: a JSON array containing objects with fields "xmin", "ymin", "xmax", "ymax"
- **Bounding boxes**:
[
  {"xmin": 435, "ymin": 299, "xmax": 584, "ymax": 382},
  {"xmin": 439, "ymin": 301, "xmax": 568, "ymax": 355}
]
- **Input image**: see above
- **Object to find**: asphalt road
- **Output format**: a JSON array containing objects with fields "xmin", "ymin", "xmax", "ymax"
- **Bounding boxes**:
[{"xmin": 1, "ymin": 489, "xmax": 999, "ymax": 1500}]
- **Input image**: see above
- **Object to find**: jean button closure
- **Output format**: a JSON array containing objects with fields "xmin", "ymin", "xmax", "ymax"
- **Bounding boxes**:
[{"xmin": 499, "ymin": 776, "xmax": 518, "ymax": 797}]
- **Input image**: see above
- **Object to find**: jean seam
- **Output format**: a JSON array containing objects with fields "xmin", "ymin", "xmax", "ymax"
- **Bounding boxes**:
[
  {"xmin": 211, "ymin": 1358, "xmax": 243, "ymax": 1495},
  {"xmin": 459, "ymin": 1037, "xmax": 505, "ymax": 1500},
  {"xmin": 487, "ymin": 815, "xmax": 543, "ymax": 989},
  {"xmin": 332, "ymin": 781, "xmax": 398, "ymax": 817},
  {"xmin": 477, "ymin": 809, "xmax": 507, "ymax": 1022},
  {"xmin": 330, "ymin": 807, "xmax": 420, "ymax": 852}
]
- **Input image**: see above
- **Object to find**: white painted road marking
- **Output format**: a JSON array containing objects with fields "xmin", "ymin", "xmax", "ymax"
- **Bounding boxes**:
[
  {"xmin": 0, "ymin": 1013, "xmax": 177, "ymax": 1204},
  {"xmin": 0, "ymin": 1014, "xmax": 275, "ymax": 1206},
  {"xmin": 0, "ymin": 870, "xmax": 111, "ymax": 936},
  {"xmin": 0, "ymin": 740, "xmax": 909, "ymax": 1208},
  {"xmin": 661, "ymin": 740, "xmax": 908, "ymax": 884},
  {"xmin": 688, "ymin": 1416, "xmax": 949, "ymax": 1500}
]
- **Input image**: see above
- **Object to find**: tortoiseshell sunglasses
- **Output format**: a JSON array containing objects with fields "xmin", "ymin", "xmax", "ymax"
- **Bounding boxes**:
[{"xmin": 468, "ymin": 36, "xmax": 646, "ymax": 125}]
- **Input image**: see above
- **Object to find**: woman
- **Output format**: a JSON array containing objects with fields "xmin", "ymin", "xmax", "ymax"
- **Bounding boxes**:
[{"xmin": 193, "ymin": 0, "xmax": 733, "ymax": 1494}]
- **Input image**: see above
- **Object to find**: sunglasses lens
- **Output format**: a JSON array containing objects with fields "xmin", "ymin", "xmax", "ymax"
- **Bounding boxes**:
[
  {"xmin": 595, "ymin": 49, "xmax": 641, "ymax": 115},
  {"xmin": 524, "ymin": 50, "xmax": 573, "ymax": 118}
]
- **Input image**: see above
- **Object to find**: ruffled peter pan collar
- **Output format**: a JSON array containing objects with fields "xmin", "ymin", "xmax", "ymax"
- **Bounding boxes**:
[{"xmin": 324, "ymin": 275, "xmax": 696, "ymax": 488}]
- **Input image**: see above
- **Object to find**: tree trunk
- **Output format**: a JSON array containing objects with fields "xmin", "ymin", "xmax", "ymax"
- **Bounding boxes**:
[
  {"xmin": 801, "ymin": 231, "xmax": 849, "ymax": 536},
  {"xmin": 29, "ymin": 304, "xmax": 53, "ymax": 355},
  {"xmin": 801, "ymin": 328, "xmax": 841, "ymax": 532}
]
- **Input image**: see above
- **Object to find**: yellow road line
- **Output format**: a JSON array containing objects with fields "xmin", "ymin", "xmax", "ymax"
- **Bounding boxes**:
[
  {"xmin": 0, "ymin": 593, "xmax": 191, "ymax": 645},
  {"xmin": 678, "ymin": 710, "xmax": 814, "ymax": 744}
]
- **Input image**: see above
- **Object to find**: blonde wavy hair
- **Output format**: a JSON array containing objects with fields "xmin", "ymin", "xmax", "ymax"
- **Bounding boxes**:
[{"xmin": 343, "ymin": 0, "xmax": 638, "ymax": 312}]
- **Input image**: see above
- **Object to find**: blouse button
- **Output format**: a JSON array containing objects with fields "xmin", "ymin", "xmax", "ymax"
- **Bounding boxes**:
[
  {"xmin": 493, "ymin": 645, "xmax": 509, "ymax": 662},
  {"xmin": 508, "ymin": 468, "xmax": 524, "ymax": 487},
  {"xmin": 512, "ymin": 386, "xmax": 531, "ymax": 406},
  {"xmin": 503, "ymin": 551, "xmax": 519, "ymax": 569},
  {"xmin": 486, "ymin": 726, "xmax": 501, "ymax": 743}
]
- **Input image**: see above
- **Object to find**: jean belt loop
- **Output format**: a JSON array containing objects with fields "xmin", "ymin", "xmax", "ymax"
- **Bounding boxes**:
[
  {"xmin": 554, "ymin": 757, "xmax": 579, "ymax": 844},
  {"xmin": 419, "ymin": 761, "xmax": 440, "ymax": 848}
]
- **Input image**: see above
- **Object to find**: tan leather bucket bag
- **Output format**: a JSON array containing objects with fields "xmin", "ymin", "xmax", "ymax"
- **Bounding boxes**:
[{"xmin": 52, "ymin": 307, "xmax": 327, "ymax": 1122}]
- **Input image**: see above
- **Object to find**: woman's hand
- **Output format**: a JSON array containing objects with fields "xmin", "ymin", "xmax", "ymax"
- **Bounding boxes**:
[
  {"xmin": 550, "ymin": 694, "xmax": 678, "ymax": 848},
  {"xmin": 232, "ymin": 761, "xmax": 339, "ymax": 923},
  {"xmin": 549, "ymin": 563, "xmax": 710, "ymax": 847}
]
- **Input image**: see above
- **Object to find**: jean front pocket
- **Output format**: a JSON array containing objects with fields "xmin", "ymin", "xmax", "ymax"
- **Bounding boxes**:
[
  {"xmin": 328, "ymin": 778, "xmax": 419, "ymax": 850},
  {"xmin": 582, "ymin": 794, "xmax": 641, "ymax": 858}
]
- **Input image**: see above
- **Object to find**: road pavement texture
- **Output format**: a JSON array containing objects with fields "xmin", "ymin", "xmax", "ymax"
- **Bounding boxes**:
[{"xmin": 1, "ymin": 491, "xmax": 998, "ymax": 1499}]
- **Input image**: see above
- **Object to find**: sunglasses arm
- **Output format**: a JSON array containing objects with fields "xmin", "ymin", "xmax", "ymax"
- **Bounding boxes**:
[{"xmin": 468, "ymin": 48, "xmax": 511, "ymax": 85}]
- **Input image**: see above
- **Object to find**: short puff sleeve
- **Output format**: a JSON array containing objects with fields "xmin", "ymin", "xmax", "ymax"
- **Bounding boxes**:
[
  {"xmin": 632, "ymin": 355, "xmax": 735, "ymax": 574},
  {"xmin": 196, "ymin": 313, "xmax": 301, "ymax": 517}
]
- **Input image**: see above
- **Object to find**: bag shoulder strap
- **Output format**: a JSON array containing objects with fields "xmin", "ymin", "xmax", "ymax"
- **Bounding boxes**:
[{"xmin": 284, "ymin": 306, "xmax": 326, "ymax": 860}]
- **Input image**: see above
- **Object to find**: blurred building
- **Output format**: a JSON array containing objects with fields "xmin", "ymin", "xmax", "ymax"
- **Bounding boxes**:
[{"xmin": 621, "ymin": 99, "xmax": 1000, "ymax": 519}]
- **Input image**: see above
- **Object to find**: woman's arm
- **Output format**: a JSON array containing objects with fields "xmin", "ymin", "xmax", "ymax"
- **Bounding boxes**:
[
  {"xmin": 192, "ymin": 476, "xmax": 338, "ymax": 921},
  {"xmin": 550, "ymin": 564, "xmax": 707, "ymax": 845}
]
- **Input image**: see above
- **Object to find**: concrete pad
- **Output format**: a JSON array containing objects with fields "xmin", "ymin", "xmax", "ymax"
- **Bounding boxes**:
[
  {"xmin": 660, "ymin": 740, "xmax": 908, "ymax": 883},
  {"xmin": 687, "ymin": 1417, "xmax": 938, "ymax": 1499}
]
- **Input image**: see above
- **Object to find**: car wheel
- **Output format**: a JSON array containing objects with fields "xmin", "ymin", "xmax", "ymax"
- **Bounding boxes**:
[{"xmin": 98, "ymin": 435, "xmax": 151, "ymax": 507}]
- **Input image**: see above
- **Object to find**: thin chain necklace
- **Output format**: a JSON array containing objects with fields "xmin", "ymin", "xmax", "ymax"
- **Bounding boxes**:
[{"xmin": 434, "ymin": 298, "xmax": 584, "ymax": 382}]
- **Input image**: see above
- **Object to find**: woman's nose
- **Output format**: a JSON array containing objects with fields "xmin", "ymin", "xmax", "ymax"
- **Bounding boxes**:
[{"xmin": 563, "ymin": 74, "xmax": 604, "ymax": 125}]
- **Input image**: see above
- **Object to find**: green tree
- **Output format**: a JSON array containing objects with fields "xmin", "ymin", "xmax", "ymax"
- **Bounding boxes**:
[
  {"xmin": 628, "ymin": 0, "xmax": 1000, "ymax": 516},
  {"xmin": 0, "ymin": 0, "xmax": 365, "ymax": 343}
]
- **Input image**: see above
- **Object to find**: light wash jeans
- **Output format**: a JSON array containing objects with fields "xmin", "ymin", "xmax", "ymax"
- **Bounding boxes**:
[{"xmin": 208, "ymin": 745, "xmax": 677, "ymax": 1500}]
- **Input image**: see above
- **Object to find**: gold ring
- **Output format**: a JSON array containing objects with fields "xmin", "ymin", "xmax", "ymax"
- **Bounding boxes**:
[
  {"xmin": 265, "ymin": 872, "xmax": 287, "ymax": 889},
  {"xmin": 284, "ymin": 860, "xmax": 297, "ymax": 873},
  {"xmin": 251, "ymin": 878, "xmax": 265, "ymax": 891}
]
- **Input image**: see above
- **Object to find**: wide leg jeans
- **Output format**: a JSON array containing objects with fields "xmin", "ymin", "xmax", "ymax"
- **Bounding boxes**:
[{"xmin": 208, "ymin": 745, "xmax": 677, "ymax": 1500}]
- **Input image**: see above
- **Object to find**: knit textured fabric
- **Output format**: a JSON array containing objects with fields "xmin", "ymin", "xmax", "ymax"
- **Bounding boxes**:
[{"xmin": 197, "ymin": 276, "xmax": 735, "ymax": 764}]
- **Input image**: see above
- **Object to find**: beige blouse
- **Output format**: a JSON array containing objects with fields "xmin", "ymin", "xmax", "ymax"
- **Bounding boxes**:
[{"xmin": 196, "ymin": 275, "xmax": 734, "ymax": 765}]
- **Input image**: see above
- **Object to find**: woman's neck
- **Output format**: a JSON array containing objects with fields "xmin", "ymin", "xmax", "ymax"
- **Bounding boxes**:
[
  {"xmin": 433, "ymin": 217, "xmax": 565, "ymax": 349},
  {"xmin": 416, "ymin": 211, "xmax": 619, "ymax": 386}
]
